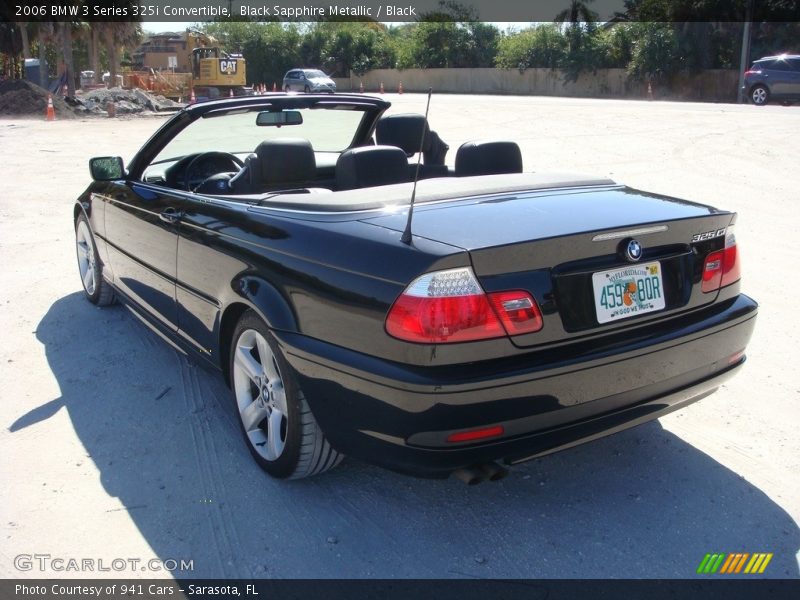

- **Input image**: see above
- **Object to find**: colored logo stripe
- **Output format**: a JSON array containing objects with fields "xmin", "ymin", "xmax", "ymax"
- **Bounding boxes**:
[{"xmin": 697, "ymin": 553, "xmax": 773, "ymax": 574}]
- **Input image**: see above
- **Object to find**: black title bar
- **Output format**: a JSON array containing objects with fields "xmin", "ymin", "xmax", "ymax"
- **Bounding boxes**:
[
  {"xmin": 2, "ymin": 0, "xmax": 800, "ymax": 23},
  {"xmin": 4, "ymin": 579, "xmax": 800, "ymax": 600}
]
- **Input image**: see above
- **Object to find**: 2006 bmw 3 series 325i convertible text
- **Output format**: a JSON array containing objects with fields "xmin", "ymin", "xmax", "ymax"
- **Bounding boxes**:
[{"xmin": 74, "ymin": 94, "xmax": 757, "ymax": 483}]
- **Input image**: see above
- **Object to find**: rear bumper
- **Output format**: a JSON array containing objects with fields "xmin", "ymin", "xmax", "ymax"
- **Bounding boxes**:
[{"xmin": 278, "ymin": 295, "xmax": 757, "ymax": 477}]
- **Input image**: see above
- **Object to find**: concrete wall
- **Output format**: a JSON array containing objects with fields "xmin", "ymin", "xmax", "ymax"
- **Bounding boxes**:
[{"xmin": 333, "ymin": 68, "xmax": 739, "ymax": 103}]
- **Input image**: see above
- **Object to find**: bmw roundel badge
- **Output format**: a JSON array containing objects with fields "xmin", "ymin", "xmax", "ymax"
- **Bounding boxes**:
[{"xmin": 624, "ymin": 239, "xmax": 643, "ymax": 262}]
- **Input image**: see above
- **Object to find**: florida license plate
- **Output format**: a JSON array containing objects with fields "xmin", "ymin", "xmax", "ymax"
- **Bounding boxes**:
[{"xmin": 592, "ymin": 262, "xmax": 666, "ymax": 324}]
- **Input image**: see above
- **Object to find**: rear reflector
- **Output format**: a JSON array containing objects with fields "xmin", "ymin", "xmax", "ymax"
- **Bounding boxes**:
[
  {"xmin": 447, "ymin": 425, "xmax": 505, "ymax": 443},
  {"xmin": 386, "ymin": 267, "xmax": 543, "ymax": 343},
  {"xmin": 728, "ymin": 350, "xmax": 746, "ymax": 364},
  {"xmin": 701, "ymin": 226, "xmax": 740, "ymax": 293}
]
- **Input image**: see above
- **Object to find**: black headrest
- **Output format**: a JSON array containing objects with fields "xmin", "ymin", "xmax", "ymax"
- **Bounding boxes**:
[
  {"xmin": 376, "ymin": 114, "xmax": 430, "ymax": 156},
  {"xmin": 455, "ymin": 140, "xmax": 523, "ymax": 177},
  {"xmin": 336, "ymin": 146, "xmax": 409, "ymax": 191},
  {"xmin": 254, "ymin": 138, "xmax": 316, "ymax": 184}
]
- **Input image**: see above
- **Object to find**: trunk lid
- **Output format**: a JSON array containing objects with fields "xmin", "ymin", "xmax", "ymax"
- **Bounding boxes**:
[{"xmin": 363, "ymin": 185, "xmax": 735, "ymax": 347}]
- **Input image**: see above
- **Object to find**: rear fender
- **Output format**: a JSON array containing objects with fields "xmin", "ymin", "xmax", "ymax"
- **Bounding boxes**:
[
  {"xmin": 229, "ymin": 274, "xmax": 298, "ymax": 333},
  {"xmin": 217, "ymin": 275, "xmax": 299, "ymax": 384}
]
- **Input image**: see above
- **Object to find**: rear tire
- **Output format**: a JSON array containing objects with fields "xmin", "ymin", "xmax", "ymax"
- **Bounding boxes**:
[
  {"xmin": 284, "ymin": 85, "xmax": 290, "ymax": 92},
  {"xmin": 304, "ymin": 85, "xmax": 311, "ymax": 93},
  {"xmin": 229, "ymin": 310, "xmax": 343, "ymax": 479},
  {"xmin": 750, "ymin": 84, "xmax": 769, "ymax": 106},
  {"xmin": 75, "ymin": 214, "xmax": 115, "ymax": 306}
]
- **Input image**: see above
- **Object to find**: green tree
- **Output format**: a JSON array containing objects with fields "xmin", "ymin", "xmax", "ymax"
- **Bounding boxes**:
[
  {"xmin": 495, "ymin": 24, "xmax": 567, "ymax": 70},
  {"xmin": 395, "ymin": 1, "xmax": 499, "ymax": 68},
  {"xmin": 627, "ymin": 21, "xmax": 682, "ymax": 81}
]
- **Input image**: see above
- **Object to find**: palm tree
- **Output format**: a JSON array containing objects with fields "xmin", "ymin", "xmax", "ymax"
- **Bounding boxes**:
[
  {"xmin": 35, "ymin": 22, "xmax": 56, "ymax": 88},
  {"xmin": 554, "ymin": 0, "xmax": 598, "ymax": 24},
  {"xmin": 102, "ymin": 21, "xmax": 142, "ymax": 88},
  {"xmin": 555, "ymin": 0, "xmax": 598, "ymax": 57},
  {"xmin": 59, "ymin": 22, "xmax": 76, "ymax": 95}
]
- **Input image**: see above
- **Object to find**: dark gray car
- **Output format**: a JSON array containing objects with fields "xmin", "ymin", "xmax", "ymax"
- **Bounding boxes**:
[
  {"xmin": 743, "ymin": 54, "xmax": 800, "ymax": 105},
  {"xmin": 282, "ymin": 69, "xmax": 336, "ymax": 93}
]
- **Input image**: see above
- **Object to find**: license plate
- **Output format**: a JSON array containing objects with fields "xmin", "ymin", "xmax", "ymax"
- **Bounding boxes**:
[{"xmin": 592, "ymin": 261, "xmax": 666, "ymax": 324}]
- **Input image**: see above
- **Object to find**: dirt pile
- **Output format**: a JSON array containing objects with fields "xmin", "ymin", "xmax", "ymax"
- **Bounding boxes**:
[{"xmin": 0, "ymin": 79, "xmax": 77, "ymax": 119}]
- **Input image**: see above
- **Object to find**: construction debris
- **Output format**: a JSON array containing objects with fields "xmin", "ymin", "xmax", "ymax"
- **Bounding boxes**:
[
  {"xmin": 0, "ymin": 79, "xmax": 185, "ymax": 119},
  {"xmin": 77, "ymin": 87, "xmax": 184, "ymax": 114}
]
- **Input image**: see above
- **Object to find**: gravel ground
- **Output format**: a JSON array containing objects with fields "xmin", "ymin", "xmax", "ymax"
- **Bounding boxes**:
[{"xmin": 0, "ymin": 95, "xmax": 798, "ymax": 579}]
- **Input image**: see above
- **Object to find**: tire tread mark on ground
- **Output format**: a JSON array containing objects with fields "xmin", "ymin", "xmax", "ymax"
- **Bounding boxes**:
[{"xmin": 178, "ymin": 358, "xmax": 239, "ymax": 578}]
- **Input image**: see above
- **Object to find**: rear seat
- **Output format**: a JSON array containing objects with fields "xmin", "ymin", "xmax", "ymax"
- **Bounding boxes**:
[
  {"xmin": 455, "ymin": 140, "xmax": 523, "ymax": 177},
  {"xmin": 375, "ymin": 113, "xmax": 449, "ymax": 179},
  {"xmin": 336, "ymin": 146, "xmax": 410, "ymax": 190}
]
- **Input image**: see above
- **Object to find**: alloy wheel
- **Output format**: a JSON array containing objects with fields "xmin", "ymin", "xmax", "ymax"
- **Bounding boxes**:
[
  {"xmin": 76, "ymin": 220, "xmax": 96, "ymax": 295},
  {"xmin": 232, "ymin": 329, "xmax": 289, "ymax": 461}
]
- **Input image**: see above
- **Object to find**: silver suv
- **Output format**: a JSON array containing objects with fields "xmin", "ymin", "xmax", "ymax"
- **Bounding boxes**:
[
  {"xmin": 283, "ymin": 69, "xmax": 336, "ymax": 93},
  {"xmin": 743, "ymin": 54, "xmax": 800, "ymax": 105}
]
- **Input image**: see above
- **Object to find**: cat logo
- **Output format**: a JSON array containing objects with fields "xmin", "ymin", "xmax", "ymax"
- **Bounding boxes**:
[{"xmin": 219, "ymin": 59, "xmax": 238, "ymax": 75}]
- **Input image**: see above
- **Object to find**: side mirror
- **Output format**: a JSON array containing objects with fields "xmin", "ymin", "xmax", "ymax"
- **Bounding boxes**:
[{"xmin": 89, "ymin": 156, "xmax": 125, "ymax": 181}]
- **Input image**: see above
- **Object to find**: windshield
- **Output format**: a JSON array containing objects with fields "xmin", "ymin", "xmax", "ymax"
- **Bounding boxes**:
[
  {"xmin": 305, "ymin": 70, "xmax": 327, "ymax": 78},
  {"xmin": 149, "ymin": 106, "xmax": 367, "ymax": 165}
]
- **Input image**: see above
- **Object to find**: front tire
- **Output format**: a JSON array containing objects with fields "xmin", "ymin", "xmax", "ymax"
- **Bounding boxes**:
[
  {"xmin": 229, "ymin": 311, "xmax": 343, "ymax": 479},
  {"xmin": 75, "ymin": 214, "xmax": 115, "ymax": 306},
  {"xmin": 751, "ymin": 84, "xmax": 769, "ymax": 106}
]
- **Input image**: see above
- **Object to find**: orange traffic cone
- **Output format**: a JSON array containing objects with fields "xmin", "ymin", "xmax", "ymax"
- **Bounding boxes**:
[
  {"xmin": 189, "ymin": 88, "xmax": 196, "ymax": 104},
  {"xmin": 273, "ymin": 82, "xmax": 277, "ymax": 92},
  {"xmin": 398, "ymin": 81, "xmax": 403, "ymax": 94},
  {"xmin": 379, "ymin": 82, "xmax": 384, "ymax": 94},
  {"xmin": 229, "ymin": 89, "xmax": 234, "ymax": 97},
  {"xmin": 45, "ymin": 94, "xmax": 55, "ymax": 121},
  {"xmin": 647, "ymin": 81, "xmax": 654, "ymax": 100},
  {"xmin": 359, "ymin": 81, "xmax": 364, "ymax": 94}
]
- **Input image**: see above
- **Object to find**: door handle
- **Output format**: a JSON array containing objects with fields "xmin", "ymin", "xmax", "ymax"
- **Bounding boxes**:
[{"xmin": 159, "ymin": 207, "xmax": 184, "ymax": 224}]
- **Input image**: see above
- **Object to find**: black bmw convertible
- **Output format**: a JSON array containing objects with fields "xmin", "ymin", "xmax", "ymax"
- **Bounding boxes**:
[{"xmin": 74, "ymin": 93, "xmax": 757, "ymax": 483}]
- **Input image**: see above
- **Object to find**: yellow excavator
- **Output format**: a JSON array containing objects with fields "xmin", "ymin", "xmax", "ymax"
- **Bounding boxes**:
[{"xmin": 186, "ymin": 30, "xmax": 250, "ymax": 99}]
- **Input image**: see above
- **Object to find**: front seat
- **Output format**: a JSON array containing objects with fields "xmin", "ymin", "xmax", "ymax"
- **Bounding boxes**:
[
  {"xmin": 230, "ymin": 138, "xmax": 317, "ymax": 193},
  {"xmin": 454, "ymin": 140, "xmax": 523, "ymax": 177}
]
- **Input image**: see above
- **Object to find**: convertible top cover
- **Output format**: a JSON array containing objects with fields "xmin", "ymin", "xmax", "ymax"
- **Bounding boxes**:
[{"xmin": 247, "ymin": 172, "xmax": 618, "ymax": 212}]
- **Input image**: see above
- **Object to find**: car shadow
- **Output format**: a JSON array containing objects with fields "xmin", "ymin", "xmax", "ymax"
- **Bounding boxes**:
[{"xmin": 10, "ymin": 292, "xmax": 799, "ymax": 579}]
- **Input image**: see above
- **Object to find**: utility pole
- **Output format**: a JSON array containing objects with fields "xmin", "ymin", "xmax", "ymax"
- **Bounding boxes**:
[{"xmin": 736, "ymin": 0, "xmax": 754, "ymax": 103}]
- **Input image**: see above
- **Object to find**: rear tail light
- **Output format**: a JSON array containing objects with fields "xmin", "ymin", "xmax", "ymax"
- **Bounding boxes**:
[
  {"xmin": 486, "ymin": 290, "xmax": 543, "ymax": 335},
  {"xmin": 702, "ymin": 226, "xmax": 740, "ymax": 293},
  {"xmin": 385, "ymin": 267, "xmax": 543, "ymax": 343}
]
